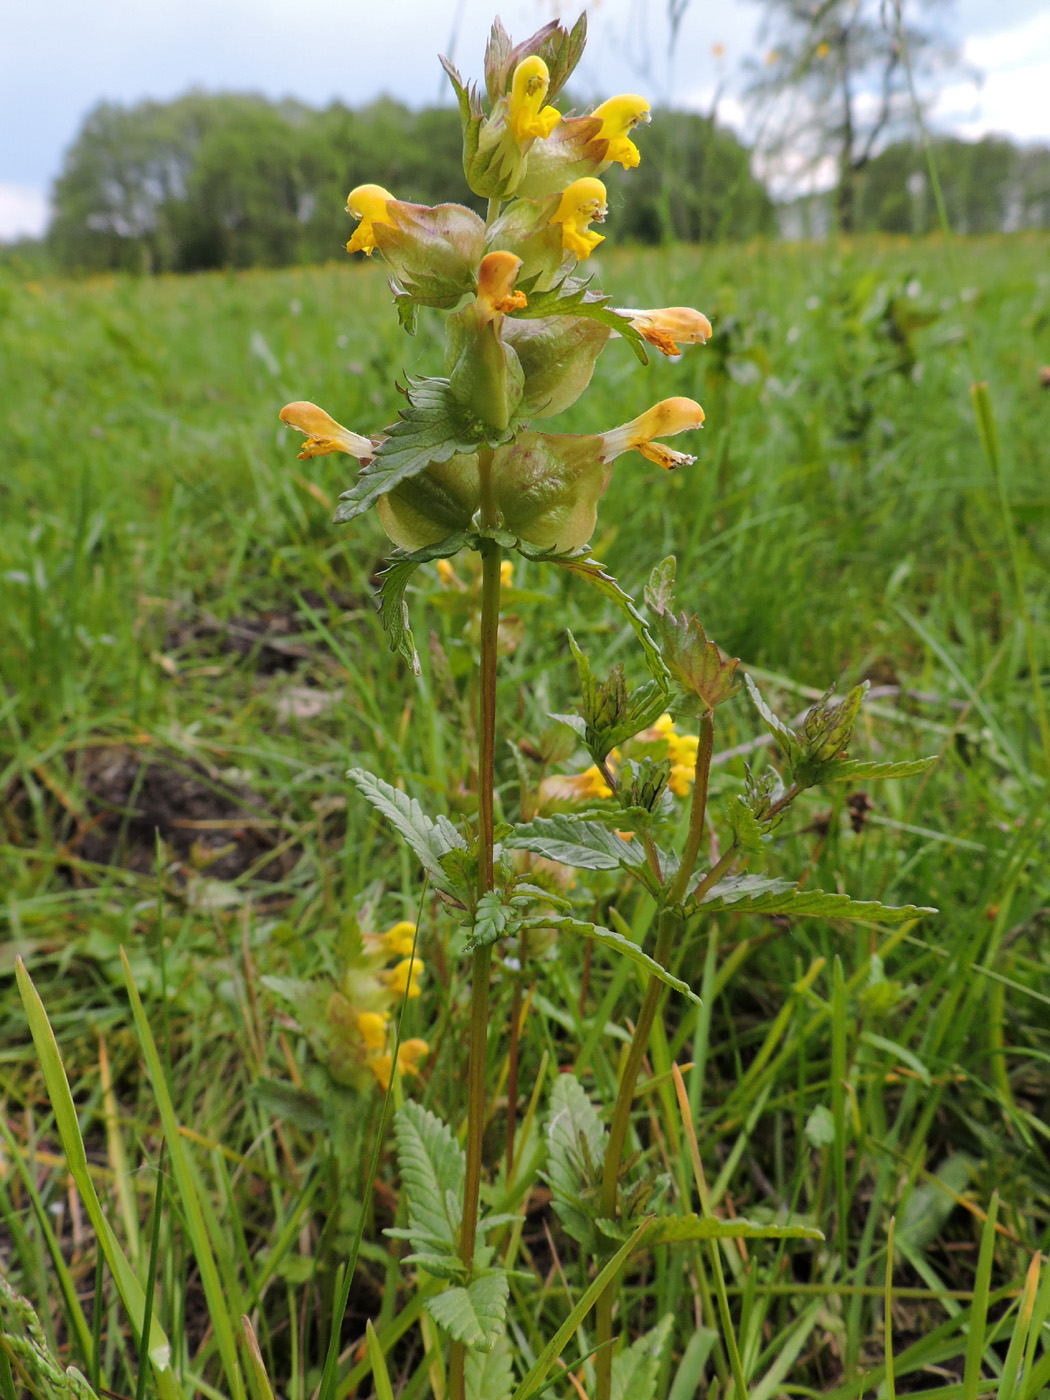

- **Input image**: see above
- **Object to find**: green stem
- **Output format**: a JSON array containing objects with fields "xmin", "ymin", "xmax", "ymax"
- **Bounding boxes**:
[
  {"xmin": 451, "ymin": 448, "xmax": 501, "ymax": 1400},
  {"xmin": 667, "ymin": 711, "xmax": 714, "ymax": 907},
  {"xmin": 594, "ymin": 910, "xmax": 680, "ymax": 1400}
]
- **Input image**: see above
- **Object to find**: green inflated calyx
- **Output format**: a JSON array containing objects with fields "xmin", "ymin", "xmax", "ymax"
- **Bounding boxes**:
[{"xmin": 446, "ymin": 250, "xmax": 527, "ymax": 433}]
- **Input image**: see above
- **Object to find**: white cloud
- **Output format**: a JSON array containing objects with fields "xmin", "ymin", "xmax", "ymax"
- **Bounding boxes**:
[
  {"xmin": 0, "ymin": 185, "xmax": 48, "ymax": 241},
  {"xmin": 934, "ymin": 10, "xmax": 1050, "ymax": 141}
]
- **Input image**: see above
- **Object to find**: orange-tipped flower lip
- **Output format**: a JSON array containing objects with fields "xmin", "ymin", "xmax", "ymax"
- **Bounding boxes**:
[{"xmin": 279, "ymin": 402, "xmax": 375, "ymax": 460}]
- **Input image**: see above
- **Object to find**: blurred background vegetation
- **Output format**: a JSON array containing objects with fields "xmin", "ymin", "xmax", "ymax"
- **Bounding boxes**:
[{"xmin": 3, "ymin": 89, "xmax": 1048, "ymax": 275}]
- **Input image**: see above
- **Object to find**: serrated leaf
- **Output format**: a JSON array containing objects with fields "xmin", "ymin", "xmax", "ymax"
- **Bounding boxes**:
[
  {"xmin": 689, "ymin": 873, "xmax": 935, "ymax": 924},
  {"xmin": 401, "ymin": 1252, "xmax": 469, "ymax": 1282},
  {"xmin": 546, "ymin": 916, "xmax": 701, "ymax": 1006},
  {"xmin": 744, "ymin": 674, "xmax": 802, "ymax": 763},
  {"xmin": 334, "ymin": 378, "xmax": 487, "ymax": 524},
  {"xmin": 377, "ymin": 535, "xmax": 472, "ymax": 674},
  {"xmin": 545, "ymin": 1076, "xmax": 608, "ymax": 1251},
  {"xmin": 819, "ymin": 756, "xmax": 938, "ymax": 782},
  {"xmin": 644, "ymin": 560, "xmax": 739, "ymax": 710},
  {"xmin": 645, "ymin": 1214, "xmax": 824, "ymax": 1246},
  {"xmin": 510, "ymin": 276, "xmax": 650, "ymax": 365},
  {"xmin": 466, "ymin": 890, "xmax": 528, "ymax": 951},
  {"xmin": 514, "ymin": 549, "xmax": 668, "ymax": 686},
  {"xmin": 427, "ymin": 1271, "xmax": 509, "ymax": 1352},
  {"xmin": 611, "ymin": 1315, "xmax": 674, "ymax": 1400},
  {"xmin": 393, "ymin": 1100, "xmax": 465, "ymax": 1255},
  {"xmin": 348, "ymin": 769, "xmax": 468, "ymax": 899},
  {"xmin": 725, "ymin": 794, "xmax": 768, "ymax": 853},
  {"xmin": 507, "ymin": 815, "xmax": 644, "ymax": 871},
  {"xmin": 466, "ymin": 1334, "xmax": 514, "ymax": 1400}
]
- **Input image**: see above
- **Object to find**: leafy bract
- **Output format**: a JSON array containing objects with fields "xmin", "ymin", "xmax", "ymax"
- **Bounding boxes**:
[
  {"xmin": 555, "ymin": 633, "xmax": 669, "ymax": 764},
  {"xmin": 466, "ymin": 1335, "xmax": 514, "ymax": 1400},
  {"xmin": 427, "ymin": 1272, "xmax": 509, "ymax": 1352},
  {"xmin": 507, "ymin": 814, "xmax": 644, "ymax": 871},
  {"xmin": 545, "ymin": 1075, "xmax": 608, "ymax": 1251},
  {"xmin": 688, "ymin": 872, "xmax": 935, "ymax": 924},
  {"xmin": 377, "ymin": 534, "xmax": 472, "ymax": 674},
  {"xmin": 644, "ymin": 558, "xmax": 739, "ymax": 713},
  {"xmin": 611, "ymin": 1315, "xmax": 674, "ymax": 1400},
  {"xmin": 347, "ymin": 770, "xmax": 468, "ymax": 902},
  {"xmin": 547, "ymin": 916, "xmax": 701, "ymax": 1006},
  {"xmin": 516, "ymin": 547, "xmax": 668, "ymax": 685},
  {"xmin": 393, "ymin": 1100, "xmax": 465, "ymax": 1254},
  {"xmin": 335, "ymin": 378, "xmax": 494, "ymax": 524},
  {"xmin": 510, "ymin": 275, "xmax": 650, "ymax": 365},
  {"xmin": 645, "ymin": 1214, "xmax": 825, "ymax": 1246}
]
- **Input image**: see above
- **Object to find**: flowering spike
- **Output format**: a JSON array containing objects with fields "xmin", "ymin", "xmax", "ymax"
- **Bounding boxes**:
[
  {"xmin": 346, "ymin": 183, "xmax": 396, "ymax": 255},
  {"xmin": 549, "ymin": 177, "xmax": 607, "ymax": 260},
  {"xmin": 508, "ymin": 56, "xmax": 561, "ymax": 143},
  {"xmin": 279, "ymin": 402, "xmax": 375, "ymax": 461}
]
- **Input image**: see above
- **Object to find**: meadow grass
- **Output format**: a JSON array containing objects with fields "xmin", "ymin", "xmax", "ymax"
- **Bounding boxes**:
[{"xmin": 1, "ymin": 233, "xmax": 1049, "ymax": 1399}]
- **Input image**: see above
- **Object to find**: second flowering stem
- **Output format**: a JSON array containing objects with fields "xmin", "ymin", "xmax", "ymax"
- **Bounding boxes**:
[{"xmin": 452, "ymin": 449, "xmax": 502, "ymax": 1400}]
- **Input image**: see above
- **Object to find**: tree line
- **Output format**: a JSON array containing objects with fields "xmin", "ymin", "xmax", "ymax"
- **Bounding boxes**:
[{"xmin": 40, "ymin": 90, "xmax": 1050, "ymax": 274}]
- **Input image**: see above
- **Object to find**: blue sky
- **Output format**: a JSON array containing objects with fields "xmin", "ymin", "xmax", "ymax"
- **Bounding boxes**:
[{"xmin": 2, "ymin": 0, "xmax": 1048, "ymax": 239}]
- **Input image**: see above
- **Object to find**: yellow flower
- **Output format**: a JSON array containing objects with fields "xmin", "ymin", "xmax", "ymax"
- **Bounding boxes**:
[
  {"xmin": 600, "ymin": 397, "xmax": 705, "ymax": 470},
  {"xmin": 383, "ymin": 921, "xmax": 417, "ymax": 957},
  {"xmin": 617, "ymin": 306, "xmax": 713, "ymax": 357},
  {"xmin": 509, "ymin": 57, "xmax": 562, "ymax": 143},
  {"xmin": 345, "ymin": 183, "xmax": 396, "ymax": 256},
  {"xmin": 370, "ymin": 1037, "xmax": 430, "ymax": 1091},
  {"xmin": 476, "ymin": 249, "xmax": 528, "ymax": 317},
  {"xmin": 357, "ymin": 1010, "xmax": 389, "ymax": 1052},
  {"xmin": 278, "ymin": 402, "xmax": 375, "ymax": 461},
  {"xmin": 538, "ymin": 764, "xmax": 612, "ymax": 806},
  {"xmin": 816, "ymin": 41, "xmax": 830, "ymax": 58},
  {"xmin": 549, "ymin": 178, "xmax": 607, "ymax": 260},
  {"xmin": 642, "ymin": 713, "xmax": 698, "ymax": 793},
  {"xmin": 589, "ymin": 94, "xmax": 651, "ymax": 169},
  {"xmin": 436, "ymin": 558, "xmax": 461, "ymax": 588},
  {"xmin": 386, "ymin": 955, "xmax": 424, "ymax": 999},
  {"xmin": 500, "ymin": 560, "xmax": 514, "ymax": 587}
]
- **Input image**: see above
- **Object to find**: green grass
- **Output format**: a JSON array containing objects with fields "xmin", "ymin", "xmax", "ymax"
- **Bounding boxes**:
[{"xmin": 1, "ymin": 233, "xmax": 1049, "ymax": 1399}]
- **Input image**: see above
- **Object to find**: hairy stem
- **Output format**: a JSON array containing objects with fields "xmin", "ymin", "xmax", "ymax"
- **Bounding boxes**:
[
  {"xmin": 594, "ymin": 909, "xmax": 680, "ymax": 1400},
  {"xmin": 451, "ymin": 448, "xmax": 501, "ymax": 1400},
  {"xmin": 667, "ymin": 711, "xmax": 715, "ymax": 907}
]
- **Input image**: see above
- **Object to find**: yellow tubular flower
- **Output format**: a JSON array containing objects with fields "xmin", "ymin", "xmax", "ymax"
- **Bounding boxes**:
[
  {"xmin": 600, "ymin": 397, "xmax": 705, "ymax": 470},
  {"xmin": 382, "ymin": 921, "xmax": 417, "ymax": 957},
  {"xmin": 618, "ymin": 306, "xmax": 714, "ymax": 356},
  {"xmin": 509, "ymin": 56, "xmax": 562, "ymax": 143},
  {"xmin": 370, "ymin": 1038, "xmax": 429, "ymax": 1091},
  {"xmin": 589, "ymin": 94, "xmax": 651, "ymax": 168},
  {"xmin": 549, "ymin": 178, "xmax": 607, "ymax": 260},
  {"xmin": 345, "ymin": 183, "xmax": 396, "ymax": 255},
  {"xmin": 279, "ymin": 402, "xmax": 375, "ymax": 461},
  {"xmin": 476, "ymin": 249, "xmax": 528, "ymax": 317},
  {"xmin": 500, "ymin": 560, "xmax": 514, "ymax": 586},
  {"xmin": 357, "ymin": 1011, "xmax": 389, "ymax": 1052},
  {"xmin": 386, "ymin": 956, "xmax": 424, "ymax": 999},
  {"xmin": 538, "ymin": 764, "xmax": 612, "ymax": 806}
]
